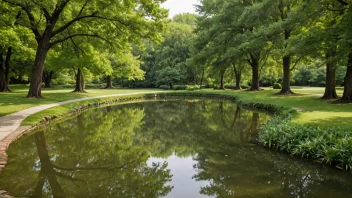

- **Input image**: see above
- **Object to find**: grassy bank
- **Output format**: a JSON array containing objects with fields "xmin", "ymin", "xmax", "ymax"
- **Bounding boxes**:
[
  {"xmin": 2, "ymin": 86, "xmax": 352, "ymax": 170},
  {"xmin": 196, "ymin": 88, "xmax": 351, "ymax": 129},
  {"xmin": 0, "ymin": 85, "xmax": 159, "ymax": 116}
]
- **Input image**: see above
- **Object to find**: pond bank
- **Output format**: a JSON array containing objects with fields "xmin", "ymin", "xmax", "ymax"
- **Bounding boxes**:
[{"xmin": 0, "ymin": 91, "xmax": 351, "ymax": 174}]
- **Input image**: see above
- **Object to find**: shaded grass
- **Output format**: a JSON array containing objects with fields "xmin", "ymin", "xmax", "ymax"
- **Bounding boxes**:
[{"xmin": 0, "ymin": 85, "xmax": 159, "ymax": 116}]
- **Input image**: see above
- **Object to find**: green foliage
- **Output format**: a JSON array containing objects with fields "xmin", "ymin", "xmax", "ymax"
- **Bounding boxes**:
[
  {"xmin": 129, "ymin": 19, "xmax": 195, "ymax": 88},
  {"xmin": 159, "ymin": 85, "xmax": 170, "ymax": 90},
  {"xmin": 172, "ymin": 13, "xmax": 197, "ymax": 26},
  {"xmin": 186, "ymin": 85, "xmax": 200, "ymax": 91},
  {"xmin": 273, "ymin": 82, "xmax": 282, "ymax": 89},
  {"xmin": 259, "ymin": 118, "xmax": 352, "ymax": 170},
  {"xmin": 173, "ymin": 85, "xmax": 187, "ymax": 90},
  {"xmin": 156, "ymin": 66, "xmax": 184, "ymax": 87}
]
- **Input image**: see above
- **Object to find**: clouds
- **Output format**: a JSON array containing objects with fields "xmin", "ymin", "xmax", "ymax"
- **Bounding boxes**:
[{"xmin": 161, "ymin": 0, "xmax": 199, "ymax": 17}]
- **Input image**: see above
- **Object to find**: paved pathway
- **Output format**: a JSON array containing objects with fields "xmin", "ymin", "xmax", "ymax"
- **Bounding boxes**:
[{"xmin": 0, "ymin": 92, "xmax": 158, "ymax": 142}]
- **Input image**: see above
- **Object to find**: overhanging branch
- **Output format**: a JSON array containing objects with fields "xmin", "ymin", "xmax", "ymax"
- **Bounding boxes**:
[
  {"xmin": 2, "ymin": 0, "xmax": 42, "ymax": 40},
  {"xmin": 51, "ymin": 11, "xmax": 99, "ymax": 37},
  {"xmin": 49, "ymin": 33, "xmax": 111, "ymax": 48}
]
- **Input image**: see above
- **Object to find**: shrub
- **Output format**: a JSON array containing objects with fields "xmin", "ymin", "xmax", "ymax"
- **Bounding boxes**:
[
  {"xmin": 273, "ymin": 82, "xmax": 282, "ymax": 89},
  {"xmin": 173, "ymin": 85, "xmax": 187, "ymax": 90},
  {"xmin": 225, "ymin": 84, "xmax": 240, "ymax": 90},
  {"xmin": 159, "ymin": 85, "xmax": 170, "ymax": 90},
  {"xmin": 186, "ymin": 85, "xmax": 200, "ymax": 91}
]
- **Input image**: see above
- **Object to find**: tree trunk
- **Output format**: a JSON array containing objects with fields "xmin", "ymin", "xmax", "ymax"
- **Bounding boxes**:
[
  {"xmin": 73, "ymin": 68, "xmax": 86, "ymax": 93},
  {"xmin": 105, "ymin": 75, "xmax": 113, "ymax": 89},
  {"xmin": 279, "ymin": 55, "xmax": 294, "ymax": 94},
  {"xmin": 341, "ymin": 53, "xmax": 352, "ymax": 102},
  {"xmin": 27, "ymin": 39, "xmax": 50, "ymax": 98},
  {"xmin": 322, "ymin": 50, "xmax": 338, "ymax": 99},
  {"xmin": 220, "ymin": 68, "xmax": 226, "ymax": 90},
  {"xmin": 233, "ymin": 64, "xmax": 242, "ymax": 90},
  {"xmin": 249, "ymin": 56, "xmax": 260, "ymax": 91},
  {"xmin": 235, "ymin": 72, "xmax": 241, "ymax": 90},
  {"xmin": 169, "ymin": 81, "xmax": 173, "ymax": 89},
  {"xmin": 4, "ymin": 47, "xmax": 11, "ymax": 91},
  {"xmin": 200, "ymin": 69, "xmax": 205, "ymax": 89},
  {"xmin": 0, "ymin": 53, "xmax": 6, "ymax": 92},
  {"xmin": 0, "ymin": 47, "xmax": 12, "ymax": 92},
  {"xmin": 43, "ymin": 71, "xmax": 54, "ymax": 88}
]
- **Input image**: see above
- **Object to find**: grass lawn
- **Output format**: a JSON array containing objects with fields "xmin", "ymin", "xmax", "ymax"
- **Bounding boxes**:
[
  {"xmin": 1, "ymin": 85, "xmax": 351, "ymax": 129},
  {"xmin": 0, "ymin": 85, "xmax": 159, "ymax": 116},
  {"xmin": 197, "ymin": 87, "xmax": 352, "ymax": 129}
]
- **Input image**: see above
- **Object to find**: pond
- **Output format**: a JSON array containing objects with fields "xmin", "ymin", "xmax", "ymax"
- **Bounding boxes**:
[{"xmin": 0, "ymin": 99, "xmax": 351, "ymax": 198}]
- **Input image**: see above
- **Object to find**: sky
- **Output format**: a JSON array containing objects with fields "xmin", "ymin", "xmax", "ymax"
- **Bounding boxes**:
[{"xmin": 161, "ymin": 0, "xmax": 199, "ymax": 18}]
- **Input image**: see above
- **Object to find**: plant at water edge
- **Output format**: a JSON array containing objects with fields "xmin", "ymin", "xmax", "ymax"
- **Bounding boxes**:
[{"xmin": 259, "ymin": 117, "xmax": 352, "ymax": 170}]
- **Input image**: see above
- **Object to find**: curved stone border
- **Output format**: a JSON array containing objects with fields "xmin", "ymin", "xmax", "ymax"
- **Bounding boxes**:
[
  {"xmin": 0, "ymin": 92, "xmax": 162, "ymax": 172},
  {"xmin": 0, "ymin": 91, "xmax": 296, "ymax": 197},
  {"xmin": 0, "ymin": 91, "xmax": 293, "ymax": 172}
]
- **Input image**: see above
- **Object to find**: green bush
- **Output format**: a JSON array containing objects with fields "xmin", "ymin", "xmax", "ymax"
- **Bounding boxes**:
[
  {"xmin": 173, "ymin": 85, "xmax": 187, "ymax": 90},
  {"xmin": 273, "ymin": 82, "xmax": 282, "ymax": 89},
  {"xmin": 225, "ymin": 84, "xmax": 240, "ymax": 90},
  {"xmin": 186, "ymin": 85, "xmax": 200, "ymax": 91},
  {"xmin": 159, "ymin": 85, "xmax": 170, "ymax": 90}
]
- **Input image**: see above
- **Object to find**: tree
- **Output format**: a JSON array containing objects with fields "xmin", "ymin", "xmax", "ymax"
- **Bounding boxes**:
[
  {"xmin": 47, "ymin": 41, "xmax": 112, "ymax": 92},
  {"xmin": 336, "ymin": 0, "xmax": 352, "ymax": 102},
  {"xmin": 104, "ymin": 50, "xmax": 144, "ymax": 89},
  {"xmin": 2, "ymin": 0, "xmax": 168, "ymax": 98},
  {"xmin": 193, "ymin": 0, "xmax": 272, "ymax": 91},
  {"xmin": 135, "ymin": 20, "xmax": 195, "ymax": 88},
  {"xmin": 172, "ymin": 13, "xmax": 197, "ymax": 26},
  {"xmin": 156, "ymin": 66, "xmax": 183, "ymax": 89}
]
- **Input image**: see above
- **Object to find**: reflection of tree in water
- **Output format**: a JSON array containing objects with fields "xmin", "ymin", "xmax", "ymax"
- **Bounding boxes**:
[
  {"xmin": 0, "ymin": 107, "xmax": 172, "ymax": 198},
  {"xmin": 1, "ymin": 99, "xmax": 352, "ymax": 198},
  {"xmin": 132, "ymin": 100, "xmax": 352, "ymax": 198}
]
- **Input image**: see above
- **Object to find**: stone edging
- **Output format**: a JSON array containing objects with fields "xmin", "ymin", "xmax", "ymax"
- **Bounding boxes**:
[
  {"xmin": 0, "ymin": 92, "xmax": 295, "ymax": 171},
  {"xmin": 0, "ymin": 91, "xmax": 296, "ymax": 197},
  {"xmin": 0, "ymin": 92, "xmax": 161, "ymax": 172}
]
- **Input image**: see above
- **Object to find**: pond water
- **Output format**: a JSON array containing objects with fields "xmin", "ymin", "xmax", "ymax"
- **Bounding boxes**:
[{"xmin": 0, "ymin": 99, "xmax": 351, "ymax": 198}]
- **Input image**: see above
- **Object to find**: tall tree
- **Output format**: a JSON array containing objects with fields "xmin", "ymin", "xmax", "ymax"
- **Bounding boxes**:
[
  {"xmin": 104, "ymin": 51, "xmax": 144, "ymax": 89},
  {"xmin": 2, "ymin": 0, "xmax": 167, "ymax": 98}
]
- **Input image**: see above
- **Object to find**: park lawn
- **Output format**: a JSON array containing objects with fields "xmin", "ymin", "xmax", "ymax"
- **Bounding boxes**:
[
  {"xmin": 0, "ymin": 85, "xmax": 159, "ymax": 116},
  {"xmin": 2, "ymin": 85, "xmax": 351, "ymax": 129},
  {"xmin": 197, "ymin": 88, "xmax": 352, "ymax": 129}
]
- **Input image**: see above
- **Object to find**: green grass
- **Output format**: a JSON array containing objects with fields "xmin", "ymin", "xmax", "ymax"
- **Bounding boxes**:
[
  {"xmin": 196, "ymin": 88, "xmax": 352, "ymax": 129},
  {"xmin": 1, "ymin": 85, "xmax": 352, "ymax": 129},
  {"xmin": 0, "ymin": 85, "xmax": 159, "ymax": 116},
  {"xmin": 21, "ymin": 94, "xmax": 149, "ymax": 126},
  {"xmin": 5, "ymin": 85, "xmax": 352, "ymax": 170}
]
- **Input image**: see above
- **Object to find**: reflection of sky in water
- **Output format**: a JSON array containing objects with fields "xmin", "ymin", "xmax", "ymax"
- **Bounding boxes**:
[{"xmin": 148, "ymin": 155, "xmax": 212, "ymax": 198}]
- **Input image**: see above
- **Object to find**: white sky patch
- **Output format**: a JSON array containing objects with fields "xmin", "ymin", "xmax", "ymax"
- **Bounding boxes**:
[{"xmin": 161, "ymin": 0, "xmax": 199, "ymax": 18}]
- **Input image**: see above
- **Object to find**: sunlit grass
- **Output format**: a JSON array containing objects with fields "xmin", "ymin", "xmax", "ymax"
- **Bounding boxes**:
[
  {"xmin": 0, "ymin": 85, "xmax": 159, "ymax": 116},
  {"xmin": 197, "ymin": 89, "xmax": 352, "ymax": 129},
  {"xmin": 2, "ymin": 85, "xmax": 352, "ymax": 129}
]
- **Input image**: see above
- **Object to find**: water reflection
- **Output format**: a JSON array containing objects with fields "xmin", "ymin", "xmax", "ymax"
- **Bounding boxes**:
[{"xmin": 0, "ymin": 99, "xmax": 351, "ymax": 198}]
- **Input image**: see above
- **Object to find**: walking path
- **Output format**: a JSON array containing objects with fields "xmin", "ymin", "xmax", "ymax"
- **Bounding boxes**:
[{"xmin": 0, "ymin": 92, "xmax": 159, "ymax": 170}]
